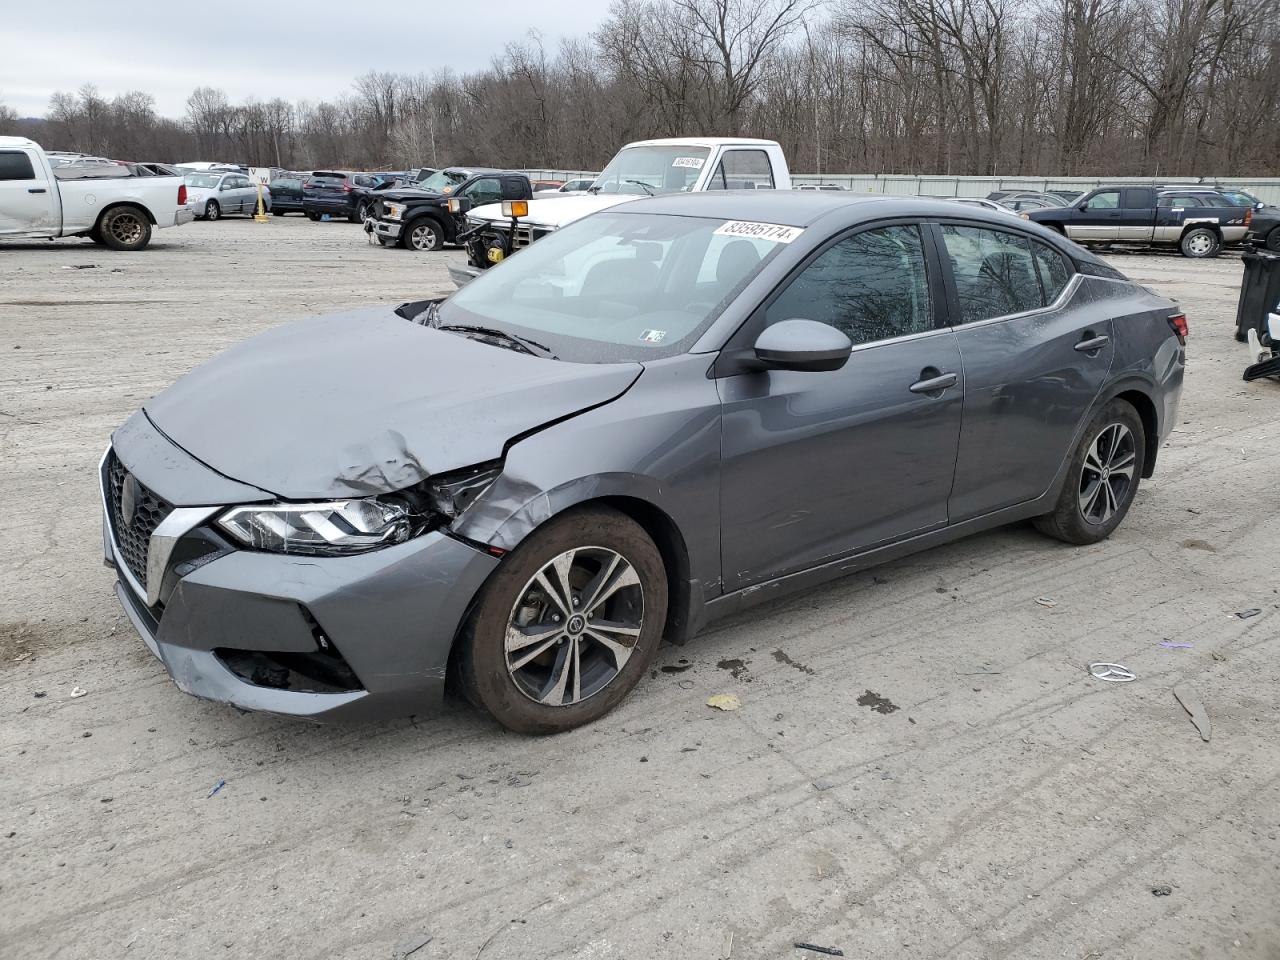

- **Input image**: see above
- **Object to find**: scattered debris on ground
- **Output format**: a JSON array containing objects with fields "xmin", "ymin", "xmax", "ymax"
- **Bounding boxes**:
[
  {"xmin": 794, "ymin": 942, "xmax": 845, "ymax": 956},
  {"xmin": 1088, "ymin": 663, "xmax": 1136, "ymax": 683},
  {"xmin": 856, "ymin": 690, "xmax": 899, "ymax": 714},
  {"xmin": 1173, "ymin": 686, "xmax": 1212, "ymax": 742},
  {"xmin": 706, "ymin": 693, "xmax": 741, "ymax": 712}
]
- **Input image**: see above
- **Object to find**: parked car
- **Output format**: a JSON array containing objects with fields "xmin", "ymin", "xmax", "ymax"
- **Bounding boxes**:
[
  {"xmin": 100, "ymin": 193, "xmax": 1185, "ymax": 730},
  {"xmin": 1246, "ymin": 207, "xmax": 1280, "ymax": 251},
  {"xmin": 0, "ymin": 137, "xmax": 192, "ymax": 250},
  {"xmin": 796, "ymin": 183, "xmax": 847, "ymax": 191},
  {"xmin": 450, "ymin": 137, "xmax": 793, "ymax": 287},
  {"xmin": 267, "ymin": 173, "xmax": 307, "ymax": 215},
  {"xmin": 127, "ymin": 162, "xmax": 185, "ymax": 177},
  {"xmin": 1024, "ymin": 185, "xmax": 1252, "ymax": 257},
  {"xmin": 557, "ymin": 177, "xmax": 596, "ymax": 193},
  {"xmin": 1048, "ymin": 190, "xmax": 1084, "ymax": 202},
  {"xmin": 367, "ymin": 169, "xmax": 532, "ymax": 251},
  {"xmin": 302, "ymin": 171, "xmax": 369, "ymax": 222},
  {"xmin": 1003, "ymin": 196, "xmax": 1057, "ymax": 212},
  {"xmin": 401, "ymin": 167, "xmax": 440, "ymax": 186},
  {"xmin": 946, "ymin": 197, "xmax": 1021, "ymax": 215},
  {"xmin": 185, "ymin": 171, "xmax": 270, "ymax": 220}
]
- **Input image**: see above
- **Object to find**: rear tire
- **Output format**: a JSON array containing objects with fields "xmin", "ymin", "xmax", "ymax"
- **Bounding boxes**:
[
  {"xmin": 273, "ymin": 210, "xmax": 284, "ymax": 217},
  {"xmin": 1180, "ymin": 227, "xmax": 1220, "ymax": 258},
  {"xmin": 97, "ymin": 207, "xmax": 152, "ymax": 251},
  {"xmin": 455, "ymin": 506, "xmax": 667, "ymax": 734},
  {"xmin": 1266, "ymin": 227, "xmax": 1280, "ymax": 253},
  {"xmin": 1033, "ymin": 399, "xmax": 1145, "ymax": 545}
]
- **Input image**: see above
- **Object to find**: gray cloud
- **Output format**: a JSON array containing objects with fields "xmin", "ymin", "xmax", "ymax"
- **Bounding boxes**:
[{"xmin": 1, "ymin": 1, "xmax": 609, "ymax": 116}]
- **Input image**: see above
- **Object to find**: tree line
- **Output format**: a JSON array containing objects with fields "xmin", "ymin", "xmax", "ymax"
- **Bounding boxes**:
[{"xmin": 3, "ymin": 0, "xmax": 1278, "ymax": 177}]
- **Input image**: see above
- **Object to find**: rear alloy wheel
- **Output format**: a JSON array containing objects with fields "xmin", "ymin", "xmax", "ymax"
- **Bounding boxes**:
[
  {"xmin": 1180, "ymin": 226, "xmax": 1220, "ymax": 258},
  {"xmin": 1034, "ymin": 399, "xmax": 1145, "ymax": 545},
  {"xmin": 406, "ymin": 219, "xmax": 443, "ymax": 252},
  {"xmin": 97, "ymin": 207, "xmax": 152, "ymax": 251},
  {"xmin": 204, "ymin": 200, "xmax": 221, "ymax": 222},
  {"xmin": 457, "ymin": 506, "xmax": 667, "ymax": 734}
]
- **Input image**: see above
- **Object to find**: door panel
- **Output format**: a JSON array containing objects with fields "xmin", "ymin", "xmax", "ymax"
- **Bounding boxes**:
[
  {"xmin": 1067, "ymin": 189, "xmax": 1122, "ymax": 240},
  {"xmin": 719, "ymin": 332, "xmax": 964, "ymax": 588},
  {"xmin": 0, "ymin": 149, "xmax": 54, "ymax": 235},
  {"xmin": 1117, "ymin": 187, "xmax": 1156, "ymax": 240}
]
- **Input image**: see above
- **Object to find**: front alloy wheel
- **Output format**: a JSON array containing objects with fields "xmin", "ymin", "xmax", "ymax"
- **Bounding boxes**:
[
  {"xmin": 456, "ymin": 506, "xmax": 667, "ymax": 734},
  {"xmin": 407, "ymin": 220, "xmax": 442, "ymax": 251},
  {"xmin": 505, "ymin": 547, "xmax": 643, "ymax": 706}
]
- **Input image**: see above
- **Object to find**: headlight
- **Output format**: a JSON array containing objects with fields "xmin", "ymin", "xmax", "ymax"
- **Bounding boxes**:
[
  {"xmin": 216, "ymin": 463, "xmax": 500, "ymax": 556},
  {"xmin": 386, "ymin": 203, "xmax": 405, "ymax": 220},
  {"xmin": 218, "ymin": 498, "xmax": 417, "ymax": 555}
]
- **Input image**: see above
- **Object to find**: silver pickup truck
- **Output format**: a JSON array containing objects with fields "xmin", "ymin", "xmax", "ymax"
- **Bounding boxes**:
[{"xmin": 0, "ymin": 137, "xmax": 193, "ymax": 250}]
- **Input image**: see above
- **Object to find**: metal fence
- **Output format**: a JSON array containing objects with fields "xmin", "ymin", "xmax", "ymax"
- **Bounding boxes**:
[{"xmin": 520, "ymin": 169, "xmax": 1280, "ymax": 205}]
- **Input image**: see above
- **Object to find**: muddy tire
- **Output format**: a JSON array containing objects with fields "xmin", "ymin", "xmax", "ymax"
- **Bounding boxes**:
[
  {"xmin": 97, "ymin": 207, "xmax": 152, "ymax": 251},
  {"xmin": 1034, "ymin": 399, "xmax": 1145, "ymax": 545},
  {"xmin": 455, "ymin": 506, "xmax": 667, "ymax": 734},
  {"xmin": 1180, "ymin": 227, "xmax": 1220, "ymax": 258}
]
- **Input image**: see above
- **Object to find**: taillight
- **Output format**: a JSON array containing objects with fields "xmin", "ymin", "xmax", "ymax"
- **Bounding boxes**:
[
  {"xmin": 342, "ymin": 182, "xmax": 353, "ymax": 192},
  {"xmin": 178, "ymin": 184, "xmax": 187, "ymax": 205},
  {"xmin": 1168, "ymin": 312, "xmax": 1188, "ymax": 343}
]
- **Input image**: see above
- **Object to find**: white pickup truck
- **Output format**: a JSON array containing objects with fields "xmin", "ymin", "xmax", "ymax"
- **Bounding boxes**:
[
  {"xmin": 0, "ymin": 137, "xmax": 193, "ymax": 250},
  {"xmin": 448, "ymin": 137, "xmax": 793, "ymax": 287}
]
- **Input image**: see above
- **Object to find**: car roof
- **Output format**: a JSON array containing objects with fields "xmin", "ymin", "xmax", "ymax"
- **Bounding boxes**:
[
  {"xmin": 611, "ymin": 191, "xmax": 1000, "ymax": 227},
  {"xmin": 623, "ymin": 137, "xmax": 781, "ymax": 149}
]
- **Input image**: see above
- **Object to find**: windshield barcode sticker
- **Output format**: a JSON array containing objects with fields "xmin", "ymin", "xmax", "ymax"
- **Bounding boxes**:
[
  {"xmin": 714, "ymin": 220, "xmax": 804, "ymax": 243},
  {"xmin": 671, "ymin": 157, "xmax": 705, "ymax": 169}
]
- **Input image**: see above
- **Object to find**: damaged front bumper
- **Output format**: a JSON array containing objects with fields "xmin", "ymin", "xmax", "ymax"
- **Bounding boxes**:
[
  {"xmin": 101, "ymin": 425, "xmax": 501, "ymax": 723},
  {"xmin": 370, "ymin": 218, "xmax": 403, "ymax": 242}
]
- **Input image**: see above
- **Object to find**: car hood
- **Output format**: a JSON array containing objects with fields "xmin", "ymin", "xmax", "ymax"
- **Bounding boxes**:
[
  {"xmin": 378, "ymin": 187, "xmax": 445, "ymax": 203},
  {"xmin": 143, "ymin": 305, "xmax": 643, "ymax": 500},
  {"xmin": 471, "ymin": 194, "xmax": 643, "ymax": 229}
]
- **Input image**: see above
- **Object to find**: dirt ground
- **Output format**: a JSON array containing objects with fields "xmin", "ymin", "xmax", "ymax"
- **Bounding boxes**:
[{"xmin": 1, "ymin": 216, "xmax": 1277, "ymax": 960}]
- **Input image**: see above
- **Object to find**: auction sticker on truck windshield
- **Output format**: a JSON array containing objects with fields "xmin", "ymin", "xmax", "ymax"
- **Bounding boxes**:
[
  {"xmin": 671, "ymin": 157, "xmax": 705, "ymax": 169},
  {"xmin": 714, "ymin": 220, "xmax": 804, "ymax": 243}
]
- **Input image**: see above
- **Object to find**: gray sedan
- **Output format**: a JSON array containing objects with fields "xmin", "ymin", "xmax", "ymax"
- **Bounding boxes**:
[
  {"xmin": 100, "ymin": 193, "xmax": 1185, "ymax": 732},
  {"xmin": 184, "ymin": 171, "xmax": 270, "ymax": 220}
]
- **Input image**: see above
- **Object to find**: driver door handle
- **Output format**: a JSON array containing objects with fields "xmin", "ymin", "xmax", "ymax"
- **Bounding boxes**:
[
  {"xmin": 909, "ymin": 371, "xmax": 958, "ymax": 394},
  {"xmin": 1074, "ymin": 334, "xmax": 1110, "ymax": 353}
]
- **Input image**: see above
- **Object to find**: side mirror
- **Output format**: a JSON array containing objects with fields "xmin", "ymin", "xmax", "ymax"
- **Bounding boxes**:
[
  {"xmin": 753, "ymin": 319, "xmax": 852, "ymax": 373},
  {"xmin": 1078, "ymin": 202, "xmax": 1089, "ymax": 211}
]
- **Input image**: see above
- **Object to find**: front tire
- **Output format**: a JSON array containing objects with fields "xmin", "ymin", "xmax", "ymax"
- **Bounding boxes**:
[
  {"xmin": 203, "ymin": 200, "xmax": 220, "ymax": 222},
  {"xmin": 1180, "ymin": 227, "xmax": 1220, "ymax": 258},
  {"xmin": 307, "ymin": 211, "xmax": 322, "ymax": 222},
  {"xmin": 1034, "ymin": 399, "xmax": 1145, "ymax": 545},
  {"xmin": 1266, "ymin": 227, "xmax": 1280, "ymax": 253},
  {"xmin": 456, "ymin": 506, "xmax": 668, "ymax": 734},
  {"xmin": 406, "ymin": 218, "xmax": 443, "ymax": 252},
  {"xmin": 97, "ymin": 207, "xmax": 152, "ymax": 251}
]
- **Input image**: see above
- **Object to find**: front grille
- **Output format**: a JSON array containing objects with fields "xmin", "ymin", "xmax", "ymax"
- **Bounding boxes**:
[{"xmin": 105, "ymin": 450, "xmax": 173, "ymax": 595}]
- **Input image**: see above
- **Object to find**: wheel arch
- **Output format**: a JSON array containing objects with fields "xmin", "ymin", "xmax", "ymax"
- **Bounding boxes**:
[
  {"xmin": 1104, "ymin": 384, "xmax": 1160, "ymax": 478},
  {"xmin": 97, "ymin": 200, "xmax": 157, "ymax": 227}
]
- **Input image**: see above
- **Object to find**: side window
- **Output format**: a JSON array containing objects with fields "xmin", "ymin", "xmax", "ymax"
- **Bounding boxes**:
[
  {"xmin": 1030, "ymin": 239, "xmax": 1073, "ymax": 304},
  {"xmin": 464, "ymin": 177, "xmax": 502, "ymax": 205},
  {"xmin": 0, "ymin": 151, "xmax": 36, "ymax": 181},
  {"xmin": 1121, "ymin": 188, "xmax": 1154, "ymax": 208},
  {"xmin": 765, "ymin": 225, "xmax": 933, "ymax": 346},
  {"xmin": 707, "ymin": 150, "xmax": 775, "ymax": 191},
  {"xmin": 1086, "ymin": 190, "xmax": 1120, "ymax": 209},
  {"xmin": 500, "ymin": 177, "xmax": 525, "ymax": 200},
  {"xmin": 941, "ymin": 224, "xmax": 1043, "ymax": 323}
]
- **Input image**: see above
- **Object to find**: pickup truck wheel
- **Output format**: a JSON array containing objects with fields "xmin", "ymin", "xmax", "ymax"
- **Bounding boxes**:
[
  {"xmin": 98, "ymin": 207, "xmax": 152, "ymax": 251},
  {"xmin": 88, "ymin": 226, "xmax": 106, "ymax": 246},
  {"xmin": 406, "ymin": 219, "xmax": 443, "ymax": 252},
  {"xmin": 307, "ymin": 211, "xmax": 322, "ymax": 222},
  {"xmin": 203, "ymin": 200, "xmax": 220, "ymax": 222},
  {"xmin": 1180, "ymin": 227, "xmax": 1220, "ymax": 258},
  {"xmin": 1266, "ymin": 227, "xmax": 1280, "ymax": 253}
]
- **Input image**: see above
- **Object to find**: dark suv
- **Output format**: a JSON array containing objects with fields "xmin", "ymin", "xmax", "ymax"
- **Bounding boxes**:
[
  {"xmin": 267, "ymin": 173, "xmax": 307, "ymax": 215},
  {"xmin": 367, "ymin": 168, "xmax": 532, "ymax": 251},
  {"xmin": 303, "ymin": 172, "xmax": 400, "ymax": 223}
]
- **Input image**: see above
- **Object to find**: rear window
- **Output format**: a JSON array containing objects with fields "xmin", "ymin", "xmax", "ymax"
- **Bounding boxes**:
[{"xmin": 0, "ymin": 151, "xmax": 36, "ymax": 181}]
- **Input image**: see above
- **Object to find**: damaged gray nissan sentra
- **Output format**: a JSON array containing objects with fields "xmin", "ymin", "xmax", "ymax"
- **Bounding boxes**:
[{"xmin": 101, "ymin": 192, "xmax": 1185, "ymax": 733}]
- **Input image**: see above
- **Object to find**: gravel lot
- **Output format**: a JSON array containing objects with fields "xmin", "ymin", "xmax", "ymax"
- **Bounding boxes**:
[{"xmin": 2, "ymin": 216, "xmax": 1277, "ymax": 960}]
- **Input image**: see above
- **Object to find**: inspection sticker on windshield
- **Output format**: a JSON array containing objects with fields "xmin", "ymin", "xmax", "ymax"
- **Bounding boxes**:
[
  {"xmin": 671, "ymin": 157, "xmax": 705, "ymax": 169},
  {"xmin": 714, "ymin": 220, "xmax": 804, "ymax": 244},
  {"xmin": 639, "ymin": 329, "xmax": 667, "ymax": 343}
]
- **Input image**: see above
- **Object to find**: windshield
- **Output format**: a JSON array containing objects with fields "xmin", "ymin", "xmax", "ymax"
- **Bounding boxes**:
[
  {"xmin": 440, "ymin": 211, "xmax": 785, "ymax": 363},
  {"xmin": 1221, "ymin": 189, "xmax": 1260, "ymax": 207},
  {"xmin": 591, "ymin": 146, "xmax": 710, "ymax": 196},
  {"xmin": 418, "ymin": 170, "xmax": 470, "ymax": 193},
  {"xmin": 185, "ymin": 173, "xmax": 221, "ymax": 188}
]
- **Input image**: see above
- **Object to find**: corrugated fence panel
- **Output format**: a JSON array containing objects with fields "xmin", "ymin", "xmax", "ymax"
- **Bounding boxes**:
[{"xmin": 517, "ymin": 169, "xmax": 1280, "ymax": 205}]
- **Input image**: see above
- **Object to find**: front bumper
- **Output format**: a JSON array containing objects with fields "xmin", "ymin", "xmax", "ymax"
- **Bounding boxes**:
[
  {"xmin": 448, "ymin": 262, "xmax": 482, "ymax": 288},
  {"xmin": 101, "ymin": 431, "xmax": 501, "ymax": 722},
  {"xmin": 371, "ymin": 218, "xmax": 403, "ymax": 242}
]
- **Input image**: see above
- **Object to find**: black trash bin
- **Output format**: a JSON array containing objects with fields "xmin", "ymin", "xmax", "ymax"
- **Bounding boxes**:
[{"xmin": 1234, "ymin": 249, "xmax": 1280, "ymax": 343}]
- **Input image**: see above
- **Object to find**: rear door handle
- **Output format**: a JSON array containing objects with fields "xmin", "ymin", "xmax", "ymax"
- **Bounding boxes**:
[
  {"xmin": 1074, "ymin": 335, "xmax": 1110, "ymax": 353},
  {"xmin": 909, "ymin": 371, "xmax": 958, "ymax": 394},
  {"xmin": 28, "ymin": 187, "xmax": 47, "ymax": 194}
]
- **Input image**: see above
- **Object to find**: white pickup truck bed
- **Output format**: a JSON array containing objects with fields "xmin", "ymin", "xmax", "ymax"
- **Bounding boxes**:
[{"xmin": 0, "ymin": 137, "xmax": 192, "ymax": 250}]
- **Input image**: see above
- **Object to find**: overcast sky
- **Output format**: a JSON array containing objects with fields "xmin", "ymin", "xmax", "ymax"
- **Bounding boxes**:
[{"xmin": 0, "ymin": 1, "xmax": 611, "ymax": 118}]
